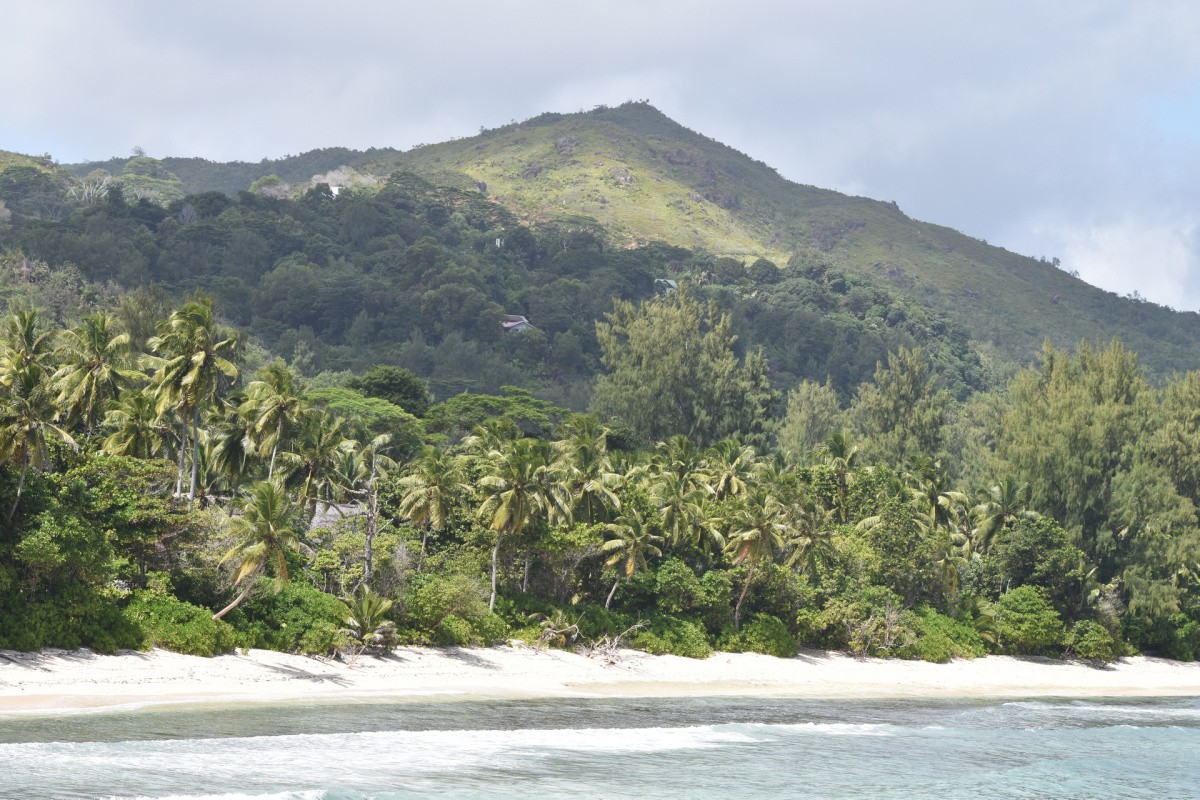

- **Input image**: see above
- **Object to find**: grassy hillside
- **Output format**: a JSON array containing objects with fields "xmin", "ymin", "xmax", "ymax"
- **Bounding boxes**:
[{"xmin": 363, "ymin": 103, "xmax": 1200, "ymax": 376}]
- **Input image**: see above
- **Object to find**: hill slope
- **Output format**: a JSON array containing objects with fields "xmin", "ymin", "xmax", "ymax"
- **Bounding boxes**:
[{"xmin": 362, "ymin": 103, "xmax": 1200, "ymax": 376}]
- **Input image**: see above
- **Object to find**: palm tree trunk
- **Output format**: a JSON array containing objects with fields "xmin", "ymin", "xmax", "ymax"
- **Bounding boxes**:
[
  {"xmin": 6, "ymin": 454, "xmax": 30, "ymax": 523},
  {"xmin": 605, "ymin": 576, "xmax": 620, "ymax": 610},
  {"xmin": 363, "ymin": 481, "xmax": 378, "ymax": 590},
  {"xmin": 189, "ymin": 405, "xmax": 201, "ymax": 507},
  {"xmin": 489, "ymin": 533, "xmax": 503, "ymax": 612},
  {"xmin": 212, "ymin": 582, "xmax": 254, "ymax": 620},
  {"xmin": 267, "ymin": 418, "xmax": 282, "ymax": 480},
  {"xmin": 734, "ymin": 562, "xmax": 757, "ymax": 630},
  {"xmin": 522, "ymin": 552, "xmax": 530, "ymax": 592},
  {"xmin": 176, "ymin": 422, "xmax": 187, "ymax": 497}
]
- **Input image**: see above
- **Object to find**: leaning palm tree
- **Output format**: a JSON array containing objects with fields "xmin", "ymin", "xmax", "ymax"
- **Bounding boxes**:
[
  {"xmin": 724, "ymin": 486, "xmax": 787, "ymax": 629},
  {"xmin": 476, "ymin": 438, "xmax": 571, "ymax": 611},
  {"xmin": 213, "ymin": 479, "xmax": 303, "ymax": 620},
  {"xmin": 397, "ymin": 445, "xmax": 465, "ymax": 563},
  {"xmin": 147, "ymin": 298, "xmax": 238, "ymax": 506},
  {"xmin": 600, "ymin": 507, "xmax": 664, "ymax": 609},
  {"xmin": 52, "ymin": 312, "xmax": 142, "ymax": 440}
]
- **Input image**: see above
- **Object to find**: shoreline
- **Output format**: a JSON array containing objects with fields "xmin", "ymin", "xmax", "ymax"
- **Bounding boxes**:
[{"xmin": 2, "ymin": 645, "xmax": 1199, "ymax": 713}]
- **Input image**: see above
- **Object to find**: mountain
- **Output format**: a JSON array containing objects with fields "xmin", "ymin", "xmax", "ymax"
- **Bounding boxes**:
[{"xmin": 362, "ymin": 102, "xmax": 1200, "ymax": 376}]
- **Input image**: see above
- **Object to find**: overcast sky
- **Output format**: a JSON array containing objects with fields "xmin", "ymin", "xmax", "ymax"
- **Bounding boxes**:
[{"xmin": 4, "ymin": 1, "xmax": 1200, "ymax": 309}]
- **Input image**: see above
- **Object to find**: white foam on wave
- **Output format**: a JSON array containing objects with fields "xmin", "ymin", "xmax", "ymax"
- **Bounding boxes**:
[{"xmin": 102, "ymin": 792, "xmax": 326, "ymax": 800}]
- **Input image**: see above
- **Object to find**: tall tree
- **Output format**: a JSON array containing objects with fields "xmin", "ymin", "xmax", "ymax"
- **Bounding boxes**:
[
  {"xmin": 591, "ymin": 285, "xmax": 776, "ymax": 445},
  {"xmin": 852, "ymin": 346, "xmax": 948, "ymax": 465},
  {"xmin": 213, "ymin": 480, "xmax": 303, "ymax": 620},
  {"xmin": 476, "ymin": 438, "xmax": 571, "ymax": 611},
  {"xmin": 600, "ymin": 507, "xmax": 664, "ymax": 609},
  {"xmin": 52, "ymin": 312, "xmax": 141, "ymax": 439},
  {"xmin": 396, "ymin": 445, "xmax": 465, "ymax": 562},
  {"xmin": 724, "ymin": 486, "xmax": 787, "ymax": 628},
  {"xmin": 242, "ymin": 361, "xmax": 305, "ymax": 481},
  {"xmin": 147, "ymin": 298, "xmax": 238, "ymax": 505}
]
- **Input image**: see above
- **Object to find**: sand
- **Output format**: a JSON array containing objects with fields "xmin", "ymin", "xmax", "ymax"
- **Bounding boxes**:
[{"xmin": 2, "ymin": 645, "xmax": 1199, "ymax": 713}]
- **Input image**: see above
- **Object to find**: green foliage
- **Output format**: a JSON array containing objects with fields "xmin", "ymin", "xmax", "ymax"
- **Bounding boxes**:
[
  {"xmin": 719, "ymin": 613, "xmax": 797, "ymax": 658},
  {"xmin": 989, "ymin": 586, "xmax": 1065, "ymax": 655},
  {"xmin": 347, "ymin": 365, "xmax": 431, "ymax": 417},
  {"xmin": 632, "ymin": 616, "xmax": 713, "ymax": 658},
  {"xmin": 591, "ymin": 286, "xmax": 777, "ymax": 446},
  {"xmin": 402, "ymin": 571, "xmax": 489, "ymax": 633},
  {"xmin": 1066, "ymin": 620, "xmax": 1120, "ymax": 663},
  {"xmin": 233, "ymin": 581, "xmax": 349, "ymax": 654},
  {"xmin": 904, "ymin": 606, "xmax": 986, "ymax": 663},
  {"xmin": 304, "ymin": 387, "xmax": 424, "ymax": 456},
  {"xmin": 124, "ymin": 588, "xmax": 239, "ymax": 656}
]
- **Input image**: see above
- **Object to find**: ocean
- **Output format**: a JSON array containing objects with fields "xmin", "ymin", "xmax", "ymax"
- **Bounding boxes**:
[{"xmin": 0, "ymin": 695, "xmax": 1197, "ymax": 799}]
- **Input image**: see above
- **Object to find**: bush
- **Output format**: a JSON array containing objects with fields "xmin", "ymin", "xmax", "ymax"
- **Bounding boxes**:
[
  {"xmin": 1067, "ymin": 620, "xmax": 1119, "ymax": 663},
  {"xmin": 434, "ymin": 614, "xmax": 475, "ymax": 645},
  {"xmin": 471, "ymin": 612, "xmax": 510, "ymax": 645},
  {"xmin": 233, "ymin": 582, "xmax": 349, "ymax": 654},
  {"xmin": 720, "ymin": 614, "xmax": 797, "ymax": 658},
  {"xmin": 124, "ymin": 589, "xmax": 239, "ymax": 656},
  {"xmin": 632, "ymin": 617, "xmax": 713, "ymax": 658},
  {"xmin": 990, "ymin": 586, "xmax": 1065, "ymax": 655},
  {"xmin": 905, "ymin": 606, "xmax": 986, "ymax": 663}
]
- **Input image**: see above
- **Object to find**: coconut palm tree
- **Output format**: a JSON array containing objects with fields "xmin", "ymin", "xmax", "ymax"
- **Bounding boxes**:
[
  {"xmin": 600, "ymin": 507, "xmax": 664, "ymax": 609},
  {"xmin": 0, "ymin": 363, "xmax": 77, "ymax": 522},
  {"xmin": 724, "ymin": 486, "xmax": 787, "ymax": 628},
  {"xmin": 476, "ymin": 438, "xmax": 571, "ymax": 611},
  {"xmin": 213, "ymin": 479, "xmax": 302, "ymax": 620},
  {"xmin": 706, "ymin": 438, "xmax": 757, "ymax": 501},
  {"xmin": 397, "ymin": 445, "xmax": 465, "ymax": 564},
  {"xmin": 785, "ymin": 499, "xmax": 838, "ymax": 576},
  {"xmin": 101, "ymin": 388, "xmax": 172, "ymax": 461},
  {"xmin": 556, "ymin": 416, "xmax": 622, "ymax": 524},
  {"xmin": 816, "ymin": 428, "xmax": 859, "ymax": 522},
  {"xmin": 242, "ymin": 361, "xmax": 305, "ymax": 481},
  {"xmin": 52, "ymin": 312, "xmax": 142, "ymax": 440},
  {"xmin": 972, "ymin": 477, "xmax": 1041, "ymax": 555},
  {"xmin": 279, "ymin": 409, "xmax": 356, "ymax": 523},
  {"xmin": 147, "ymin": 298, "xmax": 238, "ymax": 506}
]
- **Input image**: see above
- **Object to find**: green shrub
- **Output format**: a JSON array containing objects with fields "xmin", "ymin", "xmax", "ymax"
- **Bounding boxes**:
[
  {"xmin": 990, "ymin": 586, "xmax": 1065, "ymax": 655},
  {"xmin": 1067, "ymin": 620, "xmax": 1119, "ymax": 663},
  {"xmin": 471, "ymin": 612, "xmax": 510, "ymax": 645},
  {"xmin": 234, "ymin": 582, "xmax": 349, "ymax": 654},
  {"xmin": 720, "ymin": 614, "xmax": 797, "ymax": 658},
  {"xmin": 434, "ymin": 614, "xmax": 475, "ymax": 645},
  {"xmin": 124, "ymin": 590, "xmax": 239, "ymax": 656},
  {"xmin": 632, "ymin": 617, "xmax": 713, "ymax": 658},
  {"xmin": 905, "ymin": 606, "xmax": 987, "ymax": 663}
]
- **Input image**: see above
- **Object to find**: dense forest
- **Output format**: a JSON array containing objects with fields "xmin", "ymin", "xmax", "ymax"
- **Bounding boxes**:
[{"xmin": 1, "ymin": 129, "xmax": 1199, "ymax": 664}]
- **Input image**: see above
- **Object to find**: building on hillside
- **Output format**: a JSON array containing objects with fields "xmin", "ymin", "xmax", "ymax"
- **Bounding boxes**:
[{"xmin": 501, "ymin": 314, "xmax": 535, "ymax": 332}]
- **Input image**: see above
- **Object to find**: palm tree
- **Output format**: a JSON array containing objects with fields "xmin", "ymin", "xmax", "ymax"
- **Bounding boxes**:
[
  {"xmin": 652, "ymin": 470, "xmax": 720, "ymax": 552},
  {"xmin": 242, "ymin": 361, "xmax": 305, "ymax": 480},
  {"xmin": 0, "ymin": 363, "xmax": 77, "ymax": 521},
  {"xmin": 279, "ymin": 409, "xmax": 356, "ymax": 523},
  {"xmin": 101, "ymin": 389, "xmax": 172, "ymax": 461},
  {"xmin": 972, "ymin": 477, "xmax": 1040, "ymax": 555},
  {"xmin": 342, "ymin": 587, "xmax": 397, "ymax": 651},
  {"xmin": 213, "ymin": 479, "xmax": 302, "ymax": 620},
  {"xmin": 815, "ymin": 428, "xmax": 859, "ymax": 523},
  {"xmin": 476, "ymin": 438, "xmax": 571, "ymax": 611},
  {"xmin": 724, "ymin": 486, "xmax": 787, "ymax": 628},
  {"xmin": 556, "ymin": 416, "xmax": 621, "ymax": 524},
  {"xmin": 706, "ymin": 438, "xmax": 757, "ymax": 501},
  {"xmin": 785, "ymin": 499, "xmax": 838, "ymax": 576},
  {"xmin": 147, "ymin": 298, "xmax": 238, "ymax": 506},
  {"xmin": 905, "ymin": 455, "xmax": 968, "ymax": 532},
  {"xmin": 600, "ymin": 507, "xmax": 664, "ymax": 609},
  {"xmin": 397, "ymin": 445, "xmax": 464, "ymax": 563},
  {"xmin": 52, "ymin": 312, "xmax": 142, "ymax": 439},
  {"xmin": 0, "ymin": 308, "xmax": 55, "ymax": 381},
  {"xmin": 342, "ymin": 434, "xmax": 396, "ymax": 589}
]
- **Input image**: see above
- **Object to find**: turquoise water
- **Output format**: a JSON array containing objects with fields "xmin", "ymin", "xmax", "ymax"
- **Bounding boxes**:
[{"xmin": 0, "ymin": 696, "xmax": 1197, "ymax": 799}]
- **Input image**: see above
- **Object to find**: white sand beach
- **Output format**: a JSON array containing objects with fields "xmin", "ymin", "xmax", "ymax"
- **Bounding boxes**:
[{"xmin": 2, "ymin": 646, "xmax": 1199, "ymax": 712}]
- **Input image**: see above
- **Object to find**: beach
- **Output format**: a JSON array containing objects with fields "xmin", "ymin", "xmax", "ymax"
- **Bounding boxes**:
[{"xmin": 2, "ymin": 645, "xmax": 1199, "ymax": 713}]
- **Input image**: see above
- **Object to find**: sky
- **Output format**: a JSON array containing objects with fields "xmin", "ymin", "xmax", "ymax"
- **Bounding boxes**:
[{"xmin": 3, "ymin": 1, "xmax": 1200, "ymax": 309}]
